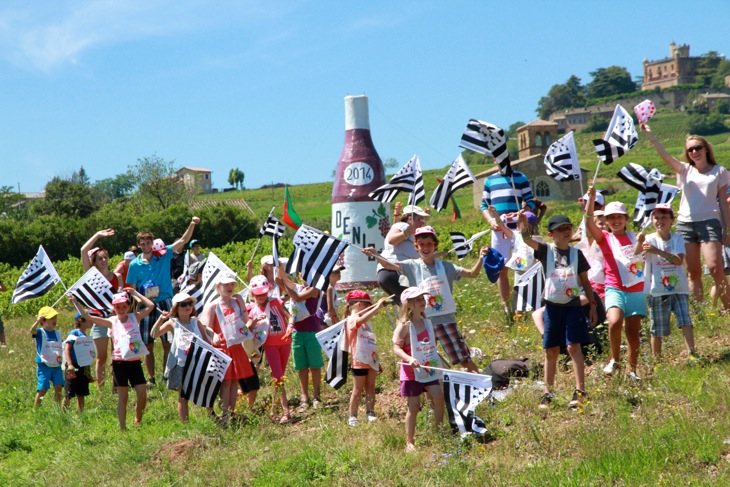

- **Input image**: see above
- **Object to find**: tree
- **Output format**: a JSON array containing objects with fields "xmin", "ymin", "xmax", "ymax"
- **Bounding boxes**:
[
  {"xmin": 0, "ymin": 185, "xmax": 23, "ymax": 217},
  {"xmin": 695, "ymin": 51, "xmax": 723, "ymax": 86},
  {"xmin": 34, "ymin": 176, "xmax": 99, "ymax": 218},
  {"xmin": 586, "ymin": 66, "xmax": 637, "ymax": 100},
  {"xmin": 536, "ymin": 75, "xmax": 585, "ymax": 119},
  {"xmin": 127, "ymin": 154, "xmax": 190, "ymax": 211},
  {"xmin": 228, "ymin": 168, "xmax": 244, "ymax": 189},
  {"xmin": 383, "ymin": 158, "xmax": 399, "ymax": 170},
  {"xmin": 235, "ymin": 169, "xmax": 244, "ymax": 189},
  {"xmin": 228, "ymin": 169, "xmax": 237, "ymax": 188},
  {"xmin": 94, "ymin": 173, "xmax": 135, "ymax": 203}
]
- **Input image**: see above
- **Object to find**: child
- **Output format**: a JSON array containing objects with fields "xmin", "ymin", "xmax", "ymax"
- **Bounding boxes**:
[
  {"xmin": 71, "ymin": 289, "xmax": 155, "ymax": 430},
  {"xmin": 151, "ymin": 292, "xmax": 207, "ymax": 422},
  {"xmin": 275, "ymin": 265, "xmax": 324, "ymax": 411},
  {"xmin": 200, "ymin": 273, "xmax": 256, "ymax": 424},
  {"xmin": 344, "ymin": 290, "xmax": 388, "ymax": 426},
  {"xmin": 585, "ymin": 186, "xmax": 646, "ymax": 381},
  {"xmin": 635, "ymin": 204, "xmax": 696, "ymax": 359},
  {"xmin": 31, "ymin": 306, "xmax": 64, "ymax": 407},
  {"xmin": 364, "ymin": 226, "xmax": 488, "ymax": 373},
  {"xmin": 62, "ymin": 311, "xmax": 98, "ymax": 412},
  {"xmin": 392, "ymin": 287, "xmax": 445, "ymax": 452},
  {"xmin": 520, "ymin": 214, "xmax": 597, "ymax": 409},
  {"xmin": 248, "ymin": 275, "xmax": 294, "ymax": 423}
]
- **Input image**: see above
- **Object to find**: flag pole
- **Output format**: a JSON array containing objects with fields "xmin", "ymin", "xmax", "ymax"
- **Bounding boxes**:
[
  {"xmin": 248, "ymin": 206, "xmax": 276, "ymax": 265},
  {"xmin": 591, "ymin": 159, "xmax": 602, "ymax": 187}
]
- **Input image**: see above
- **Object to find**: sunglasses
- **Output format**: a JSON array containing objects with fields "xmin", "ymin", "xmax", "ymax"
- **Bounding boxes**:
[
  {"xmin": 687, "ymin": 145, "xmax": 704, "ymax": 153},
  {"xmin": 178, "ymin": 301, "xmax": 194, "ymax": 308}
]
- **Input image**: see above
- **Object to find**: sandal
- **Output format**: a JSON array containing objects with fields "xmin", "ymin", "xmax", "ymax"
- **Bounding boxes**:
[{"xmin": 280, "ymin": 414, "xmax": 290, "ymax": 424}]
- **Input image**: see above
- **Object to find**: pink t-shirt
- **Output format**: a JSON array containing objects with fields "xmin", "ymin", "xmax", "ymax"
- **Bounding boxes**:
[
  {"xmin": 346, "ymin": 315, "xmax": 374, "ymax": 370},
  {"xmin": 397, "ymin": 328, "xmax": 430, "ymax": 381},
  {"xmin": 677, "ymin": 162, "xmax": 730, "ymax": 223},
  {"xmin": 596, "ymin": 230, "xmax": 643, "ymax": 292}
]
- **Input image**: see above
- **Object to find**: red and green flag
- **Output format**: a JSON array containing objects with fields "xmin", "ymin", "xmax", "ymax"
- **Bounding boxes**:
[
  {"xmin": 450, "ymin": 194, "xmax": 461, "ymax": 222},
  {"xmin": 282, "ymin": 186, "xmax": 302, "ymax": 230}
]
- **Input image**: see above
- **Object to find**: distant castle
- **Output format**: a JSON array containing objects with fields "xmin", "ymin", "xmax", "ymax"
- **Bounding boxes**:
[{"xmin": 641, "ymin": 41, "xmax": 702, "ymax": 90}]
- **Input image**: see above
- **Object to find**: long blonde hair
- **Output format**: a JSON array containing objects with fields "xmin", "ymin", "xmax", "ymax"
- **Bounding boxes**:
[{"xmin": 398, "ymin": 297, "xmax": 426, "ymax": 324}]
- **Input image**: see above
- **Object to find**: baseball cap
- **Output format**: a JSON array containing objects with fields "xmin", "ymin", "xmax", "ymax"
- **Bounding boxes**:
[
  {"xmin": 172, "ymin": 292, "xmax": 197, "ymax": 306},
  {"xmin": 123, "ymin": 251, "xmax": 136, "ymax": 260},
  {"xmin": 88, "ymin": 247, "xmax": 105, "ymax": 261},
  {"xmin": 547, "ymin": 215, "xmax": 573, "ymax": 232},
  {"xmin": 151, "ymin": 239, "xmax": 167, "ymax": 256},
  {"xmin": 400, "ymin": 287, "xmax": 430, "ymax": 302},
  {"xmin": 652, "ymin": 203, "xmax": 674, "ymax": 217},
  {"xmin": 216, "ymin": 273, "xmax": 237, "ymax": 285},
  {"xmin": 482, "ymin": 248, "xmax": 505, "ymax": 283},
  {"xmin": 260, "ymin": 255, "xmax": 274, "ymax": 266},
  {"xmin": 37, "ymin": 306, "xmax": 58, "ymax": 319},
  {"xmin": 189, "ymin": 239, "xmax": 200, "ymax": 249},
  {"xmin": 604, "ymin": 201, "xmax": 628, "ymax": 217},
  {"xmin": 112, "ymin": 292, "xmax": 131, "ymax": 305},
  {"xmin": 414, "ymin": 226, "xmax": 437, "ymax": 238},
  {"xmin": 345, "ymin": 290, "xmax": 372, "ymax": 303},
  {"xmin": 524, "ymin": 211, "xmax": 538, "ymax": 226},
  {"xmin": 331, "ymin": 263, "xmax": 346, "ymax": 272},
  {"xmin": 580, "ymin": 191, "xmax": 605, "ymax": 207},
  {"xmin": 401, "ymin": 205, "xmax": 429, "ymax": 217},
  {"xmin": 249, "ymin": 275, "xmax": 271, "ymax": 296}
]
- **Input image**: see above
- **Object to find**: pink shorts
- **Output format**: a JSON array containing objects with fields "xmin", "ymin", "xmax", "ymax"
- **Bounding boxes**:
[{"xmin": 264, "ymin": 344, "xmax": 291, "ymax": 379}]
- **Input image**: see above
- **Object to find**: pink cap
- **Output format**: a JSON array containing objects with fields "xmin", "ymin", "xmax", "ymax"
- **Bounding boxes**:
[
  {"xmin": 249, "ymin": 275, "xmax": 271, "ymax": 296},
  {"xmin": 652, "ymin": 203, "xmax": 674, "ymax": 216},
  {"xmin": 151, "ymin": 239, "xmax": 167, "ymax": 256},
  {"xmin": 400, "ymin": 287, "xmax": 430, "ymax": 301},
  {"xmin": 604, "ymin": 201, "xmax": 628, "ymax": 216},
  {"xmin": 112, "ymin": 292, "xmax": 130, "ymax": 305},
  {"xmin": 414, "ymin": 226, "xmax": 437, "ymax": 238},
  {"xmin": 345, "ymin": 290, "xmax": 372, "ymax": 303}
]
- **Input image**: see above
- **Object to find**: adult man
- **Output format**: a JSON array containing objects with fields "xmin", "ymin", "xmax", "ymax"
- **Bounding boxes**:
[
  {"xmin": 480, "ymin": 171, "xmax": 536, "ymax": 313},
  {"xmin": 126, "ymin": 216, "xmax": 200, "ymax": 386}
]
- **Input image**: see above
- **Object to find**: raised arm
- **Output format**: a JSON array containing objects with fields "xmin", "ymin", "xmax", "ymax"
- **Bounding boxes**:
[
  {"xmin": 584, "ymin": 186, "xmax": 604, "ymax": 243},
  {"xmin": 459, "ymin": 246, "xmax": 490, "ymax": 279},
  {"xmin": 67, "ymin": 294, "xmax": 114, "ymax": 328},
  {"xmin": 641, "ymin": 123, "xmax": 685, "ymax": 174},
  {"xmin": 361, "ymin": 247, "xmax": 400, "ymax": 271},
  {"xmin": 81, "ymin": 229, "xmax": 115, "ymax": 272},
  {"xmin": 129, "ymin": 287, "xmax": 155, "ymax": 322},
  {"xmin": 171, "ymin": 217, "xmax": 201, "ymax": 254},
  {"xmin": 353, "ymin": 297, "xmax": 389, "ymax": 326}
]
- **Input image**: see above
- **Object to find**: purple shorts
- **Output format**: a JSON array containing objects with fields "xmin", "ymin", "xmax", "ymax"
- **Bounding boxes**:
[{"xmin": 400, "ymin": 379, "xmax": 440, "ymax": 397}]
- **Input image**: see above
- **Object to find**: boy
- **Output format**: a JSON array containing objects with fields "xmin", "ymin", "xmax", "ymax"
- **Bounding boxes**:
[
  {"xmin": 62, "ymin": 311, "xmax": 98, "ymax": 412},
  {"xmin": 635, "ymin": 204, "xmax": 695, "ymax": 359},
  {"xmin": 521, "ymin": 215, "xmax": 597, "ymax": 409},
  {"xmin": 364, "ymin": 226, "xmax": 489, "ymax": 373},
  {"xmin": 31, "ymin": 306, "xmax": 64, "ymax": 407}
]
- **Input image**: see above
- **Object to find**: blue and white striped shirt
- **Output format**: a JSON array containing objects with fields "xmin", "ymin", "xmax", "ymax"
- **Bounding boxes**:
[{"xmin": 480, "ymin": 172, "xmax": 535, "ymax": 227}]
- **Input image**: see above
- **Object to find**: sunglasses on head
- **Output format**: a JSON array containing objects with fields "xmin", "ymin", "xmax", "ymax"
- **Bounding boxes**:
[
  {"xmin": 178, "ymin": 301, "xmax": 194, "ymax": 308},
  {"xmin": 687, "ymin": 145, "xmax": 704, "ymax": 153}
]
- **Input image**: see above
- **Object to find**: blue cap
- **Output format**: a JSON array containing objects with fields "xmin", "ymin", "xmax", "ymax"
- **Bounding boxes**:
[{"xmin": 482, "ymin": 247, "xmax": 505, "ymax": 283}]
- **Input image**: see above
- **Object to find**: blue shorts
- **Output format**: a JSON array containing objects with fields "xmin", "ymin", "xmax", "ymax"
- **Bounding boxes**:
[
  {"xmin": 605, "ymin": 287, "xmax": 647, "ymax": 317},
  {"xmin": 649, "ymin": 294, "xmax": 692, "ymax": 337},
  {"xmin": 291, "ymin": 332, "xmax": 324, "ymax": 371},
  {"xmin": 37, "ymin": 363, "xmax": 64, "ymax": 391},
  {"xmin": 542, "ymin": 304, "xmax": 590, "ymax": 349}
]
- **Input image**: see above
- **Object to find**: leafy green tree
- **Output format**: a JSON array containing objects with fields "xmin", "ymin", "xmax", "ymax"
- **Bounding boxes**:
[
  {"xmin": 235, "ymin": 169, "xmax": 245, "ymax": 189},
  {"xmin": 586, "ymin": 66, "xmax": 637, "ymax": 100},
  {"xmin": 383, "ymin": 158, "xmax": 399, "ymax": 170},
  {"xmin": 0, "ymin": 185, "xmax": 24, "ymax": 217},
  {"xmin": 94, "ymin": 173, "xmax": 135, "ymax": 203},
  {"xmin": 228, "ymin": 168, "xmax": 237, "ymax": 188},
  {"xmin": 695, "ymin": 51, "xmax": 723, "ymax": 86},
  {"xmin": 710, "ymin": 59, "xmax": 730, "ymax": 89},
  {"xmin": 688, "ymin": 112, "xmax": 727, "ymax": 135},
  {"xmin": 536, "ymin": 75, "xmax": 585, "ymax": 119},
  {"xmin": 34, "ymin": 176, "xmax": 99, "ymax": 218},
  {"xmin": 127, "ymin": 154, "xmax": 190, "ymax": 211},
  {"xmin": 228, "ymin": 168, "xmax": 245, "ymax": 189},
  {"xmin": 583, "ymin": 114, "xmax": 610, "ymax": 133}
]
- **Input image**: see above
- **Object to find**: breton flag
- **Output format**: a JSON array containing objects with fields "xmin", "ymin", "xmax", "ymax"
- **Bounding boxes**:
[
  {"xmin": 369, "ymin": 155, "xmax": 425, "ymax": 205},
  {"xmin": 443, "ymin": 370, "xmax": 492, "ymax": 437},
  {"xmin": 286, "ymin": 225, "xmax": 348, "ymax": 292},
  {"xmin": 67, "ymin": 267, "xmax": 114, "ymax": 313},
  {"xmin": 514, "ymin": 262, "xmax": 544, "ymax": 312},
  {"xmin": 199, "ymin": 252, "xmax": 238, "ymax": 312},
  {"xmin": 617, "ymin": 163, "xmax": 665, "ymax": 227},
  {"xmin": 633, "ymin": 183, "xmax": 680, "ymax": 229},
  {"xmin": 449, "ymin": 229, "xmax": 490, "ymax": 260},
  {"xmin": 459, "ymin": 119, "xmax": 512, "ymax": 176},
  {"xmin": 181, "ymin": 335, "xmax": 232, "ymax": 408},
  {"xmin": 183, "ymin": 281, "xmax": 204, "ymax": 313},
  {"xmin": 544, "ymin": 131, "xmax": 581, "ymax": 181},
  {"xmin": 430, "ymin": 155, "xmax": 478, "ymax": 211},
  {"xmin": 593, "ymin": 105, "xmax": 638, "ymax": 164},
  {"xmin": 316, "ymin": 318, "xmax": 349, "ymax": 389},
  {"xmin": 12, "ymin": 245, "xmax": 62, "ymax": 304},
  {"xmin": 260, "ymin": 213, "xmax": 285, "ymax": 238}
]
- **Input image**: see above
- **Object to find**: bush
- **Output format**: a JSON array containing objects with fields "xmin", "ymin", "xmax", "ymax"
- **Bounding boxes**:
[{"xmin": 688, "ymin": 112, "xmax": 728, "ymax": 135}]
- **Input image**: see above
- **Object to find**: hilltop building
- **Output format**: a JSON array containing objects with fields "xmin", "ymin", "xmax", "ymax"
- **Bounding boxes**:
[
  {"xmin": 176, "ymin": 166, "xmax": 213, "ymax": 194},
  {"xmin": 472, "ymin": 120, "xmax": 587, "ymax": 208},
  {"xmin": 641, "ymin": 42, "xmax": 702, "ymax": 91}
]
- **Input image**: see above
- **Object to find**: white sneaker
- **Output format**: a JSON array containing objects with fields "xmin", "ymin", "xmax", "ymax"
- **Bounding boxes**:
[
  {"xmin": 348, "ymin": 416, "xmax": 359, "ymax": 427},
  {"xmin": 628, "ymin": 372, "xmax": 641, "ymax": 383},
  {"xmin": 603, "ymin": 359, "xmax": 617, "ymax": 376},
  {"xmin": 366, "ymin": 412, "xmax": 377, "ymax": 423}
]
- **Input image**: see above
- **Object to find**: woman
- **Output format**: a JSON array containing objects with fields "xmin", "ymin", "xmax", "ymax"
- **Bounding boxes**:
[
  {"xmin": 642, "ymin": 124, "xmax": 730, "ymax": 308},
  {"xmin": 81, "ymin": 228, "xmax": 123, "ymax": 389}
]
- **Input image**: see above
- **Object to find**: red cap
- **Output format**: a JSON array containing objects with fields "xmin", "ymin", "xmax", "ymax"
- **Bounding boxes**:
[{"xmin": 345, "ymin": 290, "xmax": 372, "ymax": 303}]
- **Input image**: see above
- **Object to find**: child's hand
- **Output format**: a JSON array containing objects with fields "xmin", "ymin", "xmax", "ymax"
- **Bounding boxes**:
[
  {"xmin": 211, "ymin": 334, "xmax": 221, "ymax": 347},
  {"xmin": 637, "ymin": 232, "xmax": 646, "ymax": 245},
  {"xmin": 517, "ymin": 213, "xmax": 528, "ymax": 229},
  {"xmin": 409, "ymin": 358, "xmax": 420, "ymax": 368},
  {"xmin": 588, "ymin": 185, "xmax": 596, "ymax": 201},
  {"xmin": 642, "ymin": 243, "xmax": 658, "ymax": 254},
  {"xmin": 478, "ymin": 246, "xmax": 490, "ymax": 257},
  {"xmin": 376, "ymin": 297, "xmax": 389, "ymax": 309},
  {"xmin": 640, "ymin": 122, "xmax": 651, "ymax": 134},
  {"xmin": 97, "ymin": 228, "xmax": 115, "ymax": 238},
  {"xmin": 67, "ymin": 369, "xmax": 77, "ymax": 379},
  {"xmin": 361, "ymin": 247, "xmax": 378, "ymax": 258},
  {"xmin": 283, "ymin": 325, "xmax": 294, "ymax": 340},
  {"xmin": 67, "ymin": 293, "xmax": 77, "ymax": 303}
]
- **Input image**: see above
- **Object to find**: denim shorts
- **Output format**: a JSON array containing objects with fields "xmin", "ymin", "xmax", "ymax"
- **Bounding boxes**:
[
  {"xmin": 605, "ymin": 287, "xmax": 647, "ymax": 317},
  {"xmin": 676, "ymin": 219, "xmax": 722, "ymax": 244}
]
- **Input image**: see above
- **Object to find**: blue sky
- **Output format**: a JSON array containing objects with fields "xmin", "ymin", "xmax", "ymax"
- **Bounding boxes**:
[{"xmin": 1, "ymin": 1, "xmax": 728, "ymax": 193}]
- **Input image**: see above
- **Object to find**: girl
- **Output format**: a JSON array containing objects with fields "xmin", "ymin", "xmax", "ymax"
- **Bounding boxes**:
[
  {"xmin": 276, "ymin": 265, "xmax": 324, "ymax": 411},
  {"xmin": 585, "ymin": 186, "xmax": 646, "ymax": 381},
  {"xmin": 248, "ymin": 275, "xmax": 294, "ymax": 423},
  {"xmin": 200, "ymin": 273, "xmax": 256, "ymax": 424},
  {"xmin": 81, "ymin": 228, "xmax": 123, "ymax": 390},
  {"xmin": 642, "ymin": 124, "xmax": 730, "ymax": 308},
  {"xmin": 70, "ymin": 288, "xmax": 155, "ymax": 430},
  {"xmin": 247, "ymin": 255, "xmax": 284, "ymax": 299},
  {"xmin": 392, "ymin": 287, "xmax": 444, "ymax": 452},
  {"xmin": 344, "ymin": 290, "xmax": 388, "ymax": 426},
  {"xmin": 151, "ymin": 292, "xmax": 207, "ymax": 423}
]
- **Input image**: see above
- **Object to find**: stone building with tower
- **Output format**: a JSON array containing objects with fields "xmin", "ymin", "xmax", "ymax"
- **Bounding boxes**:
[
  {"xmin": 641, "ymin": 42, "xmax": 702, "ymax": 91},
  {"xmin": 473, "ymin": 120, "xmax": 587, "ymax": 208}
]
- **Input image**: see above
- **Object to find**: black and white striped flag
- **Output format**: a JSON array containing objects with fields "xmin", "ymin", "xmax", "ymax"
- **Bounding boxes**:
[
  {"xmin": 260, "ymin": 214, "xmax": 285, "ymax": 238},
  {"xmin": 450, "ymin": 229, "xmax": 490, "ymax": 260},
  {"xmin": 316, "ymin": 319, "xmax": 349, "ymax": 389},
  {"xmin": 67, "ymin": 267, "xmax": 114, "ymax": 313},
  {"xmin": 593, "ymin": 105, "xmax": 637, "ymax": 164},
  {"xmin": 181, "ymin": 335, "xmax": 232, "ymax": 408},
  {"xmin": 617, "ymin": 163, "xmax": 665, "ymax": 226},
  {"xmin": 544, "ymin": 131, "xmax": 581, "ymax": 181},
  {"xmin": 443, "ymin": 370, "xmax": 491, "ymax": 437},
  {"xmin": 459, "ymin": 119, "xmax": 512, "ymax": 176},
  {"xmin": 368, "ymin": 155, "xmax": 425, "ymax": 205},
  {"xmin": 634, "ymin": 183, "xmax": 680, "ymax": 229},
  {"xmin": 182, "ymin": 281, "xmax": 204, "ymax": 313},
  {"xmin": 199, "ymin": 252, "xmax": 238, "ymax": 311},
  {"xmin": 514, "ymin": 262, "xmax": 544, "ymax": 312},
  {"xmin": 286, "ymin": 225, "xmax": 349, "ymax": 292},
  {"xmin": 430, "ymin": 155, "xmax": 477, "ymax": 211},
  {"xmin": 12, "ymin": 245, "xmax": 62, "ymax": 304}
]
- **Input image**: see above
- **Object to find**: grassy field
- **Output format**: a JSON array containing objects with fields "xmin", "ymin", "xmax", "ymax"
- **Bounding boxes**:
[{"xmin": 3, "ymin": 110, "xmax": 730, "ymax": 485}]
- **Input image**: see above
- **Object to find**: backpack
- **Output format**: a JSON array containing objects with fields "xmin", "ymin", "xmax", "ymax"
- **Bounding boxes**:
[{"xmin": 483, "ymin": 358, "xmax": 537, "ymax": 390}]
